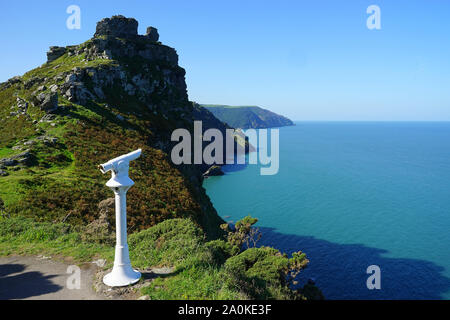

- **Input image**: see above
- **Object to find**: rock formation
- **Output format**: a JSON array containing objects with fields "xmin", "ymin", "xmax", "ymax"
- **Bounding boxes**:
[
  {"xmin": 146, "ymin": 27, "xmax": 159, "ymax": 42},
  {"xmin": 94, "ymin": 15, "xmax": 138, "ymax": 38},
  {"xmin": 47, "ymin": 46, "xmax": 67, "ymax": 63},
  {"xmin": 203, "ymin": 165, "xmax": 225, "ymax": 177}
]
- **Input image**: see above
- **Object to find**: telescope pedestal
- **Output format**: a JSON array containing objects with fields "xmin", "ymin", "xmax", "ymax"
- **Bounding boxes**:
[{"xmin": 103, "ymin": 186, "xmax": 141, "ymax": 287}]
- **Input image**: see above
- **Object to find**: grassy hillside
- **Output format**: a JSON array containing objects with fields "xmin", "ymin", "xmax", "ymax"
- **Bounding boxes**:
[
  {"xmin": 0, "ymin": 18, "xmax": 225, "ymax": 239},
  {"xmin": 202, "ymin": 104, "xmax": 294, "ymax": 129}
]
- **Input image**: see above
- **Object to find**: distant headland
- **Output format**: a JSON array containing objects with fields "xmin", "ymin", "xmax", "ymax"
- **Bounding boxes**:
[{"xmin": 202, "ymin": 104, "xmax": 294, "ymax": 129}]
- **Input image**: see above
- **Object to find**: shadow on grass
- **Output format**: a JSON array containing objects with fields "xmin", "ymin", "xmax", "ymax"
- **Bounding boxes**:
[
  {"xmin": 258, "ymin": 227, "xmax": 450, "ymax": 300},
  {"xmin": 140, "ymin": 267, "xmax": 180, "ymax": 281}
]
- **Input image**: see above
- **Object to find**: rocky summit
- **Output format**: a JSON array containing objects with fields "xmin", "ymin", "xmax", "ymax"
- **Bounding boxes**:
[{"xmin": 94, "ymin": 15, "xmax": 138, "ymax": 38}]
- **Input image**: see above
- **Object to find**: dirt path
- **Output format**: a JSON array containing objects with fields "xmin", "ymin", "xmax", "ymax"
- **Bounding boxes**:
[{"xmin": 0, "ymin": 255, "xmax": 103, "ymax": 300}]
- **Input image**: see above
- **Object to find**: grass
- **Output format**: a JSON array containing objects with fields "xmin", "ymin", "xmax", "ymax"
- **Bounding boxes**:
[
  {"xmin": 0, "ymin": 216, "xmax": 242, "ymax": 299},
  {"xmin": 0, "ymin": 174, "xmax": 32, "ymax": 206},
  {"xmin": 0, "ymin": 216, "xmax": 318, "ymax": 300},
  {"xmin": 0, "ymin": 216, "xmax": 113, "ymax": 262},
  {"xmin": 128, "ymin": 218, "xmax": 248, "ymax": 299},
  {"xmin": 0, "ymin": 147, "xmax": 15, "ymax": 158},
  {"xmin": 21, "ymin": 49, "xmax": 116, "ymax": 84}
]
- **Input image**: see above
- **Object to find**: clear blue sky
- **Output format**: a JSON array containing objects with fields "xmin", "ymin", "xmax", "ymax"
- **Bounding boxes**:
[{"xmin": 1, "ymin": 0, "xmax": 449, "ymax": 120}]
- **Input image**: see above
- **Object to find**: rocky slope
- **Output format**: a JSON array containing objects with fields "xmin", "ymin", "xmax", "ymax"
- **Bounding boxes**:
[
  {"xmin": 202, "ymin": 104, "xmax": 294, "ymax": 129},
  {"xmin": 0, "ymin": 15, "xmax": 228, "ymax": 239}
]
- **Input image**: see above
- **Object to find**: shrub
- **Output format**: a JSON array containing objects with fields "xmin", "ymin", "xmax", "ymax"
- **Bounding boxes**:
[
  {"xmin": 224, "ymin": 247, "xmax": 309, "ymax": 300},
  {"xmin": 128, "ymin": 218, "xmax": 210, "ymax": 268},
  {"xmin": 220, "ymin": 215, "xmax": 262, "ymax": 255}
]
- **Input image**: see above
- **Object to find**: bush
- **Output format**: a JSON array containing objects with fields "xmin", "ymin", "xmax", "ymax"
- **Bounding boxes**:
[
  {"xmin": 220, "ymin": 215, "xmax": 262, "ymax": 255},
  {"xmin": 128, "ymin": 218, "xmax": 211, "ymax": 268},
  {"xmin": 205, "ymin": 239, "xmax": 234, "ymax": 264},
  {"xmin": 224, "ymin": 247, "xmax": 309, "ymax": 300}
]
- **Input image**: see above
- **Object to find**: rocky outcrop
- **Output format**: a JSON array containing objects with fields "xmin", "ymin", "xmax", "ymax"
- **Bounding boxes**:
[
  {"xmin": 24, "ymin": 76, "xmax": 43, "ymax": 89},
  {"xmin": 31, "ymin": 92, "xmax": 58, "ymax": 113},
  {"xmin": 146, "ymin": 27, "xmax": 159, "ymax": 42},
  {"xmin": 94, "ymin": 15, "xmax": 138, "ymax": 38},
  {"xmin": 60, "ymin": 69, "xmax": 96, "ymax": 104},
  {"xmin": 81, "ymin": 36, "xmax": 179, "ymax": 66},
  {"xmin": 10, "ymin": 97, "xmax": 29, "ymax": 117},
  {"xmin": 0, "ymin": 76, "xmax": 22, "ymax": 90},
  {"xmin": 0, "ymin": 149, "xmax": 34, "ymax": 168},
  {"xmin": 39, "ymin": 18, "xmax": 185, "ymax": 108},
  {"xmin": 47, "ymin": 46, "xmax": 67, "ymax": 63},
  {"xmin": 203, "ymin": 165, "xmax": 225, "ymax": 177}
]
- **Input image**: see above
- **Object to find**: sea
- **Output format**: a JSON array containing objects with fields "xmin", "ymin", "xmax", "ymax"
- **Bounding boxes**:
[{"xmin": 203, "ymin": 122, "xmax": 450, "ymax": 299}]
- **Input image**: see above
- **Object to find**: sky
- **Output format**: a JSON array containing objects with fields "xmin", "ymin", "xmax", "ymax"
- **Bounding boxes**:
[{"xmin": 0, "ymin": 0, "xmax": 449, "ymax": 121}]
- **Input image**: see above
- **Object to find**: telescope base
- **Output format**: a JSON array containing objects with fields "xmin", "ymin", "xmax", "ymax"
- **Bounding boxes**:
[{"xmin": 103, "ymin": 265, "xmax": 141, "ymax": 287}]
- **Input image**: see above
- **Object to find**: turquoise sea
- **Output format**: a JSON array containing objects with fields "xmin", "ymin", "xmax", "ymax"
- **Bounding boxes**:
[{"xmin": 203, "ymin": 122, "xmax": 450, "ymax": 299}]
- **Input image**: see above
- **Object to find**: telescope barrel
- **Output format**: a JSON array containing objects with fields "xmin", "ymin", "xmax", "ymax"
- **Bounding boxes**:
[
  {"xmin": 98, "ymin": 162, "xmax": 114, "ymax": 173},
  {"xmin": 98, "ymin": 149, "xmax": 142, "ymax": 174}
]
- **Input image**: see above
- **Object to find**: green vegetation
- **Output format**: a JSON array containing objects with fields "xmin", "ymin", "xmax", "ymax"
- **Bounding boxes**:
[
  {"xmin": 202, "ymin": 104, "xmax": 294, "ymax": 129},
  {"xmin": 0, "ymin": 215, "xmax": 321, "ymax": 299},
  {"xmin": 131, "ymin": 217, "xmax": 320, "ymax": 300},
  {"xmin": 0, "ymin": 216, "xmax": 113, "ymax": 261}
]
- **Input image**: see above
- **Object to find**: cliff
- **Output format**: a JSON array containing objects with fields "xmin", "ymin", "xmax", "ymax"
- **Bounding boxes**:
[{"xmin": 202, "ymin": 104, "xmax": 294, "ymax": 129}]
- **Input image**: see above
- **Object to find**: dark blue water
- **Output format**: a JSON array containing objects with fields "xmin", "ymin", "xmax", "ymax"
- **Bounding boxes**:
[{"xmin": 203, "ymin": 122, "xmax": 450, "ymax": 299}]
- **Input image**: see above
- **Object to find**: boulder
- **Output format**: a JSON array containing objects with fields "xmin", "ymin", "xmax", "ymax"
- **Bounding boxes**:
[
  {"xmin": 50, "ymin": 84, "xmax": 58, "ymax": 93},
  {"xmin": 33, "ymin": 92, "xmax": 58, "ymax": 113},
  {"xmin": 145, "ymin": 27, "xmax": 159, "ymax": 42},
  {"xmin": 0, "ymin": 158, "xmax": 17, "ymax": 167},
  {"xmin": 203, "ymin": 165, "xmax": 225, "ymax": 177},
  {"xmin": 36, "ymin": 135, "xmax": 58, "ymax": 146},
  {"xmin": 0, "ymin": 150, "xmax": 34, "ymax": 167},
  {"xmin": 24, "ymin": 76, "xmax": 42, "ymax": 89},
  {"xmin": 94, "ymin": 15, "xmax": 138, "ymax": 38}
]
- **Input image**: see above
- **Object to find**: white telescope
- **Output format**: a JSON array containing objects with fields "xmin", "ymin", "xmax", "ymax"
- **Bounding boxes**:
[{"xmin": 99, "ymin": 148, "xmax": 142, "ymax": 287}]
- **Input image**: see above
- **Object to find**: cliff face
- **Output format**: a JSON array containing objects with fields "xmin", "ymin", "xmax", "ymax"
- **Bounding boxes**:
[
  {"xmin": 0, "ymin": 15, "xmax": 225, "ymax": 239},
  {"xmin": 202, "ymin": 104, "xmax": 295, "ymax": 129}
]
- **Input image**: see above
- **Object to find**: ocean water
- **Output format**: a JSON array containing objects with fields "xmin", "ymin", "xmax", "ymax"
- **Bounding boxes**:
[{"xmin": 203, "ymin": 122, "xmax": 450, "ymax": 299}]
